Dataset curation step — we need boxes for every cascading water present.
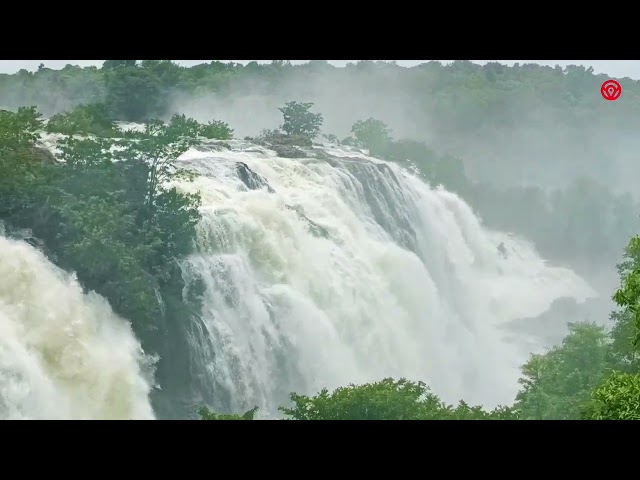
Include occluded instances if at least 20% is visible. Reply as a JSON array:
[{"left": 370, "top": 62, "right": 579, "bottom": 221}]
[
  {"left": 169, "top": 140, "right": 597, "bottom": 417},
  {"left": 0, "top": 133, "right": 599, "bottom": 419},
  {"left": 0, "top": 234, "right": 155, "bottom": 420}
]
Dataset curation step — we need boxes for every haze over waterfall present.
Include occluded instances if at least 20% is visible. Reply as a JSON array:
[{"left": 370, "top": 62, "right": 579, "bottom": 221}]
[
  {"left": 162, "top": 140, "right": 596, "bottom": 416},
  {"left": 0, "top": 134, "right": 598, "bottom": 418},
  {"left": 3, "top": 60, "right": 638, "bottom": 420}
]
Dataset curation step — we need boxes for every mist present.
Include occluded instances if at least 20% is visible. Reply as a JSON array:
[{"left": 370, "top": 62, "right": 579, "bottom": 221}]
[
  {"left": 2, "top": 60, "right": 639, "bottom": 419},
  {"left": 168, "top": 62, "right": 640, "bottom": 195},
  {"left": 168, "top": 65, "right": 432, "bottom": 141},
  {"left": 164, "top": 62, "right": 638, "bottom": 308}
]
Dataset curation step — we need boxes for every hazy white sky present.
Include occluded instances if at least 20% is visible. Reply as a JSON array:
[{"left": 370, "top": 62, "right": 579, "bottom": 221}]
[{"left": 1, "top": 60, "right": 639, "bottom": 79}]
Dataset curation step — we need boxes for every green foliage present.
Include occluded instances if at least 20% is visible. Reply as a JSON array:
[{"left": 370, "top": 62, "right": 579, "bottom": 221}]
[
  {"left": 138, "top": 61, "right": 182, "bottom": 87},
  {"left": 345, "top": 119, "right": 471, "bottom": 195},
  {"left": 3, "top": 63, "right": 640, "bottom": 420},
  {"left": 521, "top": 233, "right": 640, "bottom": 421},
  {"left": 350, "top": 118, "right": 393, "bottom": 155},
  {"left": 457, "top": 177, "right": 639, "bottom": 271},
  {"left": 608, "top": 236, "right": 640, "bottom": 372},
  {"left": 609, "top": 310, "right": 640, "bottom": 373},
  {"left": 513, "top": 323, "right": 614, "bottom": 420},
  {"left": 0, "top": 107, "right": 47, "bottom": 223},
  {"left": 0, "top": 106, "right": 202, "bottom": 344},
  {"left": 166, "top": 113, "right": 234, "bottom": 140},
  {"left": 0, "top": 106, "right": 43, "bottom": 150},
  {"left": 278, "top": 101, "right": 323, "bottom": 139},
  {"left": 102, "top": 60, "right": 138, "bottom": 69},
  {"left": 342, "top": 116, "right": 635, "bottom": 275},
  {"left": 199, "top": 406, "right": 258, "bottom": 420},
  {"left": 582, "top": 372, "right": 640, "bottom": 420},
  {"left": 613, "top": 236, "right": 640, "bottom": 347},
  {"left": 200, "top": 119, "right": 234, "bottom": 140},
  {"left": 2, "top": 60, "right": 639, "bottom": 166},
  {"left": 46, "top": 103, "right": 118, "bottom": 137},
  {"left": 104, "top": 65, "right": 166, "bottom": 122},
  {"left": 165, "top": 114, "right": 202, "bottom": 138},
  {"left": 279, "top": 378, "right": 515, "bottom": 420},
  {"left": 346, "top": 113, "right": 637, "bottom": 273}
]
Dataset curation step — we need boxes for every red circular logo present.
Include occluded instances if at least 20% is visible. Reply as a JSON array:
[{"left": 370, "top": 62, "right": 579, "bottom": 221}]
[{"left": 601, "top": 80, "right": 622, "bottom": 101}]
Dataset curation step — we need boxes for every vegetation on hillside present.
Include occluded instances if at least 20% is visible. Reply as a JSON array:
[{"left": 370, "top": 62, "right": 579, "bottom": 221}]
[
  {"left": 1, "top": 61, "right": 639, "bottom": 420},
  {"left": 4, "top": 61, "right": 637, "bottom": 267},
  {"left": 336, "top": 115, "right": 640, "bottom": 272},
  {"left": 0, "top": 104, "right": 233, "bottom": 416},
  {"left": 3, "top": 61, "right": 637, "bottom": 188},
  {"left": 195, "top": 113, "right": 640, "bottom": 420},
  {"left": 4, "top": 60, "right": 640, "bottom": 128},
  {"left": 278, "top": 101, "right": 323, "bottom": 138}
]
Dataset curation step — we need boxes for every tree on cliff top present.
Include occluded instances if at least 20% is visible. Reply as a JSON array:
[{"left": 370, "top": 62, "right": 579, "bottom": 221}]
[{"left": 278, "top": 101, "right": 323, "bottom": 139}]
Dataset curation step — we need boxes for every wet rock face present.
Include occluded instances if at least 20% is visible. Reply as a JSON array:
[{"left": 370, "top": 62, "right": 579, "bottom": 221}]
[
  {"left": 271, "top": 144, "right": 306, "bottom": 158},
  {"left": 285, "top": 204, "right": 330, "bottom": 239},
  {"left": 236, "top": 162, "right": 275, "bottom": 193},
  {"left": 233, "top": 162, "right": 329, "bottom": 239},
  {"left": 260, "top": 131, "right": 312, "bottom": 148},
  {"left": 252, "top": 131, "right": 312, "bottom": 158}
]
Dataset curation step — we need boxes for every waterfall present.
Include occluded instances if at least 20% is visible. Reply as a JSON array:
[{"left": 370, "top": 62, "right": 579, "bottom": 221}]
[
  {"left": 0, "top": 235, "right": 155, "bottom": 420},
  {"left": 166, "top": 141, "right": 596, "bottom": 416}
]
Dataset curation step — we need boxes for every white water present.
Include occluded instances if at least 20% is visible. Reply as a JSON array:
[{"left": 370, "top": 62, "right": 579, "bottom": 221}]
[
  {"left": 0, "top": 235, "right": 155, "bottom": 420},
  {"left": 0, "top": 132, "right": 599, "bottom": 419},
  {"left": 173, "top": 141, "right": 597, "bottom": 415}
]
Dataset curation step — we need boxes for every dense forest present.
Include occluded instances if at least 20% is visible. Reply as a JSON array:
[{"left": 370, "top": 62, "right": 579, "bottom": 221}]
[
  {"left": 3, "top": 60, "right": 637, "bottom": 275},
  {"left": 1, "top": 60, "right": 639, "bottom": 420}
]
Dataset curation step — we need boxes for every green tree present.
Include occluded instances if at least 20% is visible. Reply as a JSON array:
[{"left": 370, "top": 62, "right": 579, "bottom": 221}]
[
  {"left": 200, "top": 119, "right": 234, "bottom": 140},
  {"left": 278, "top": 101, "right": 323, "bottom": 138},
  {"left": 613, "top": 235, "right": 640, "bottom": 347},
  {"left": 603, "top": 234, "right": 640, "bottom": 374},
  {"left": 102, "top": 60, "right": 138, "bottom": 69},
  {"left": 579, "top": 234, "right": 640, "bottom": 420},
  {"left": 0, "top": 108, "right": 204, "bottom": 350},
  {"left": 0, "top": 106, "right": 48, "bottom": 224},
  {"left": 199, "top": 406, "right": 258, "bottom": 420},
  {"left": 104, "top": 65, "right": 165, "bottom": 121},
  {"left": 582, "top": 371, "right": 640, "bottom": 420},
  {"left": 46, "top": 126, "right": 202, "bottom": 329},
  {"left": 46, "top": 103, "right": 117, "bottom": 137},
  {"left": 0, "top": 106, "right": 43, "bottom": 150},
  {"left": 166, "top": 113, "right": 234, "bottom": 140},
  {"left": 609, "top": 309, "right": 640, "bottom": 373},
  {"left": 127, "top": 118, "right": 200, "bottom": 211},
  {"left": 279, "top": 378, "right": 515, "bottom": 420},
  {"left": 513, "top": 322, "right": 614, "bottom": 420},
  {"left": 351, "top": 117, "right": 393, "bottom": 155}
]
